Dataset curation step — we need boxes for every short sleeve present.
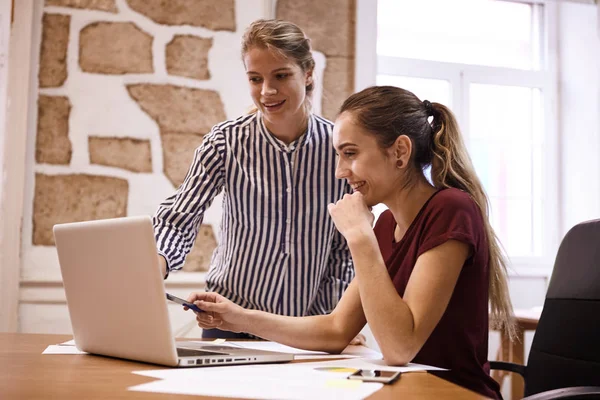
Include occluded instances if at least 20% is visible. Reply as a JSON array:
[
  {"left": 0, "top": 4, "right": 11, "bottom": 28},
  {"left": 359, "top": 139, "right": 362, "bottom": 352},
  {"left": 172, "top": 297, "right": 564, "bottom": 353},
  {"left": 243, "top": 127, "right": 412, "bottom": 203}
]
[{"left": 417, "top": 189, "right": 483, "bottom": 258}]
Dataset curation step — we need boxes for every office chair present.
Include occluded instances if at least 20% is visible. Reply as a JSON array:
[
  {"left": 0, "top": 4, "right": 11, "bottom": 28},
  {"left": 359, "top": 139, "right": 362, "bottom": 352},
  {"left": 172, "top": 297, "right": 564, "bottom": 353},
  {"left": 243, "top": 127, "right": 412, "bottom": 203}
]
[{"left": 490, "top": 219, "right": 600, "bottom": 399}]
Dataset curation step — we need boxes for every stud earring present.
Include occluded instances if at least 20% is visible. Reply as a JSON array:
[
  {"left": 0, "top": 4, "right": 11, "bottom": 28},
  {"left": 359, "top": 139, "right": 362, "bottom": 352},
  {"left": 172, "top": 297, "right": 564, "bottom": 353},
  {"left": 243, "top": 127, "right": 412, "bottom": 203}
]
[{"left": 396, "top": 160, "right": 403, "bottom": 168}]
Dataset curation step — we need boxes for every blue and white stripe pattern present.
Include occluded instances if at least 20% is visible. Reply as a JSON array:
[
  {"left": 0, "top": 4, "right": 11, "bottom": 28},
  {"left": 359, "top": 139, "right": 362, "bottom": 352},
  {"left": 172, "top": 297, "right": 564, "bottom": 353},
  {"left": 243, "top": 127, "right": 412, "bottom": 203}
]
[{"left": 154, "top": 112, "right": 354, "bottom": 317}]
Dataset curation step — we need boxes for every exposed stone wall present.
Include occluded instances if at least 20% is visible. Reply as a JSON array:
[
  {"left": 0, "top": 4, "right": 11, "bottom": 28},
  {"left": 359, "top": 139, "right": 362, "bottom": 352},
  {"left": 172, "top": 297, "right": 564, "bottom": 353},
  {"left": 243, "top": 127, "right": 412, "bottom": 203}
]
[
  {"left": 28, "top": 1, "right": 356, "bottom": 276},
  {"left": 88, "top": 137, "right": 152, "bottom": 173},
  {"left": 79, "top": 22, "right": 154, "bottom": 75},
  {"left": 33, "top": 174, "right": 128, "bottom": 246},
  {"left": 39, "top": 13, "right": 70, "bottom": 88},
  {"left": 36, "top": 95, "right": 72, "bottom": 164},
  {"left": 277, "top": 0, "right": 356, "bottom": 120},
  {"left": 166, "top": 35, "right": 212, "bottom": 80},
  {"left": 125, "top": 0, "right": 236, "bottom": 31},
  {"left": 45, "top": 0, "right": 118, "bottom": 13}
]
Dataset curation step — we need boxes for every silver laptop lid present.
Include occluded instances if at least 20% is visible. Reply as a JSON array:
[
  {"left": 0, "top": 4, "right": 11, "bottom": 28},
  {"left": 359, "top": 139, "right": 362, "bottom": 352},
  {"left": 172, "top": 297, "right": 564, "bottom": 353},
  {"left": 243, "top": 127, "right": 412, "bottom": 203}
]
[{"left": 54, "top": 216, "right": 180, "bottom": 366}]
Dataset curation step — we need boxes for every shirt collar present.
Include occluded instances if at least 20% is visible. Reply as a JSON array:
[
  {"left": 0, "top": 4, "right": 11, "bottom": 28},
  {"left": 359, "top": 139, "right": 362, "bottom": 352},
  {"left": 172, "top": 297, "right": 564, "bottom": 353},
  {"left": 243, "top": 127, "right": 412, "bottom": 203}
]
[{"left": 256, "top": 112, "right": 313, "bottom": 153}]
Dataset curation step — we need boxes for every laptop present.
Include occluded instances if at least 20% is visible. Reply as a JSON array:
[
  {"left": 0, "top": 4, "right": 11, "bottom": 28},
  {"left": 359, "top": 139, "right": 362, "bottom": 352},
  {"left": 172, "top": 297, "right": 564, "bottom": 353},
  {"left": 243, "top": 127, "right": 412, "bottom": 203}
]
[{"left": 53, "top": 215, "right": 293, "bottom": 367}]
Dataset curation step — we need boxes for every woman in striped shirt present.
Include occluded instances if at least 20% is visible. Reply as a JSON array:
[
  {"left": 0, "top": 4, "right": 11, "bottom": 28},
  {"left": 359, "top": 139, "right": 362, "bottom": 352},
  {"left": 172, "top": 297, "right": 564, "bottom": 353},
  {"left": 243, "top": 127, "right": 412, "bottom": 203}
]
[{"left": 153, "top": 19, "right": 354, "bottom": 339}]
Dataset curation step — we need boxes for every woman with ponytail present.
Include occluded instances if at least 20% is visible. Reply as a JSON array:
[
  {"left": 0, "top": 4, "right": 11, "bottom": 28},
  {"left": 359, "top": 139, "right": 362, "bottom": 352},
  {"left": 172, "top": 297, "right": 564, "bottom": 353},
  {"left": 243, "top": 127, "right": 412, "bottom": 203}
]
[{"left": 187, "top": 86, "right": 514, "bottom": 399}]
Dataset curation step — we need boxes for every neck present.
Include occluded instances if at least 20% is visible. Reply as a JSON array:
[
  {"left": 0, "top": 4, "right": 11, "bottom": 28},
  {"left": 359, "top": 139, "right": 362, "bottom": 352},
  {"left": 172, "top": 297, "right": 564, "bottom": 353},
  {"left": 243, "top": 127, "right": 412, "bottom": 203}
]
[
  {"left": 263, "top": 111, "right": 309, "bottom": 145},
  {"left": 386, "top": 177, "right": 437, "bottom": 240}
]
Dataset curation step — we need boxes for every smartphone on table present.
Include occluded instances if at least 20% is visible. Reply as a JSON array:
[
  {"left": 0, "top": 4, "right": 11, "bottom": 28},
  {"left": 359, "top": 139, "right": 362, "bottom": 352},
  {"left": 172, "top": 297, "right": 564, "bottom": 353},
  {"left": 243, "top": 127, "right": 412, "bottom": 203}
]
[
  {"left": 347, "top": 369, "right": 401, "bottom": 384},
  {"left": 166, "top": 293, "right": 204, "bottom": 313}
]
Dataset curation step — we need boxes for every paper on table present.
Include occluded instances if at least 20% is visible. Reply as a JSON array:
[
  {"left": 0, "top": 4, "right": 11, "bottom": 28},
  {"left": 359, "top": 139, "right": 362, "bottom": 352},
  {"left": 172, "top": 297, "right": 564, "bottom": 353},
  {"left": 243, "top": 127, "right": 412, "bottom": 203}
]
[
  {"left": 295, "top": 357, "right": 447, "bottom": 372},
  {"left": 339, "top": 345, "right": 383, "bottom": 359},
  {"left": 42, "top": 338, "right": 86, "bottom": 354},
  {"left": 42, "top": 344, "right": 87, "bottom": 355},
  {"left": 132, "top": 355, "right": 441, "bottom": 384},
  {"left": 130, "top": 363, "right": 383, "bottom": 400},
  {"left": 220, "top": 341, "right": 383, "bottom": 360}
]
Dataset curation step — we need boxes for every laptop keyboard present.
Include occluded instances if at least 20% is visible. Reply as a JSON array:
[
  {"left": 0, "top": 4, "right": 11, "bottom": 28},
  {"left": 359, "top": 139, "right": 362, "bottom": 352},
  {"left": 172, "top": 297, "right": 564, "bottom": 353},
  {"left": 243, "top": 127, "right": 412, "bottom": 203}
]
[{"left": 177, "top": 348, "right": 228, "bottom": 357}]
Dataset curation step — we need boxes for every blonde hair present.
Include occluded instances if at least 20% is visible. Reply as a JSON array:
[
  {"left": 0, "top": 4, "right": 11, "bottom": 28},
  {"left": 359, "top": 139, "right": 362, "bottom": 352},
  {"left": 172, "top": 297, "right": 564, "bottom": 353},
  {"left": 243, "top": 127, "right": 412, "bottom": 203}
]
[
  {"left": 340, "top": 86, "right": 517, "bottom": 340},
  {"left": 241, "top": 19, "right": 315, "bottom": 110}
]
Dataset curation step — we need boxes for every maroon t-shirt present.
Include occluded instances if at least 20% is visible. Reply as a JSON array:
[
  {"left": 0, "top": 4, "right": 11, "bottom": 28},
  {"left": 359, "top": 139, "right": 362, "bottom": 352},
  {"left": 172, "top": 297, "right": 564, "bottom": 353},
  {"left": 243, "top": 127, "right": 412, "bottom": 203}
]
[{"left": 373, "top": 188, "right": 501, "bottom": 399}]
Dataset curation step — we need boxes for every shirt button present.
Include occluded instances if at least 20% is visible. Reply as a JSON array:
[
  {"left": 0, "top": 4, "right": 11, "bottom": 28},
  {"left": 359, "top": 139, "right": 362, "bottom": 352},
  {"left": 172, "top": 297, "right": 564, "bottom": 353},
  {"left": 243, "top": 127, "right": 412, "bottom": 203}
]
[
  {"left": 286, "top": 188, "right": 291, "bottom": 193},
  {"left": 286, "top": 219, "right": 291, "bottom": 224}
]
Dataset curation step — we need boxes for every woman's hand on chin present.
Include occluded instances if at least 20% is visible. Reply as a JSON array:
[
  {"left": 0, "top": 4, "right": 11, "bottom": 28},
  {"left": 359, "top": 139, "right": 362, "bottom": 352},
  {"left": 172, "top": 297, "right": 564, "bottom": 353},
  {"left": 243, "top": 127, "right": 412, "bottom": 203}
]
[{"left": 328, "top": 192, "right": 374, "bottom": 243}]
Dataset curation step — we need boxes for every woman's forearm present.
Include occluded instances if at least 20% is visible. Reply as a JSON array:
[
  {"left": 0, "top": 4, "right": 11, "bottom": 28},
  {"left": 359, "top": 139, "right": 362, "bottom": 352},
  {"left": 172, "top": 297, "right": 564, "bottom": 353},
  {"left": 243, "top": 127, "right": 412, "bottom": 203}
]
[
  {"left": 347, "top": 235, "right": 418, "bottom": 364},
  {"left": 241, "top": 310, "right": 350, "bottom": 353}
]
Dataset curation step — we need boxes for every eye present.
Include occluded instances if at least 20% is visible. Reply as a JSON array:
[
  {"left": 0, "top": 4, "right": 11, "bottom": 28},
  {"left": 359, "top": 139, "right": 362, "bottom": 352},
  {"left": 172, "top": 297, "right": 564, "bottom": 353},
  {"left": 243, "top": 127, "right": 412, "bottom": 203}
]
[
  {"left": 343, "top": 151, "right": 356, "bottom": 158},
  {"left": 249, "top": 76, "right": 262, "bottom": 83},
  {"left": 275, "top": 73, "right": 289, "bottom": 80}
]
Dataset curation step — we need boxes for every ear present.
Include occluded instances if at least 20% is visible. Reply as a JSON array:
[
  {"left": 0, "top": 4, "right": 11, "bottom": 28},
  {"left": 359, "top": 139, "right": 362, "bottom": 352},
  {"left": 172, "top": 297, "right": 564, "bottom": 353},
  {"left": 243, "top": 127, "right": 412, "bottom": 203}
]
[
  {"left": 305, "top": 69, "right": 313, "bottom": 86},
  {"left": 393, "top": 135, "right": 412, "bottom": 169}
]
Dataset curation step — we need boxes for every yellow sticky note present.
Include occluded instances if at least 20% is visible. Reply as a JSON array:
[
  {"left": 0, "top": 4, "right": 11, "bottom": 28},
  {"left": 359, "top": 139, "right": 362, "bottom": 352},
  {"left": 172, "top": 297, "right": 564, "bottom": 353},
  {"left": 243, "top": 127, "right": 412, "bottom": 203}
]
[
  {"left": 325, "top": 379, "right": 362, "bottom": 389},
  {"left": 212, "top": 338, "right": 226, "bottom": 344}
]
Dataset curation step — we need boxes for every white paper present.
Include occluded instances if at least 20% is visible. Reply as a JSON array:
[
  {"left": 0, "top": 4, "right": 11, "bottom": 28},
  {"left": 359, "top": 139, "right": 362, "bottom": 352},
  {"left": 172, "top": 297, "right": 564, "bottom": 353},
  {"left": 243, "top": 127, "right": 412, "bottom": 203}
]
[
  {"left": 42, "top": 344, "right": 87, "bottom": 355},
  {"left": 220, "top": 341, "right": 383, "bottom": 360},
  {"left": 130, "top": 363, "right": 383, "bottom": 400},
  {"left": 295, "top": 357, "right": 447, "bottom": 372},
  {"left": 132, "top": 356, "right": 443, "bottom": 383}
]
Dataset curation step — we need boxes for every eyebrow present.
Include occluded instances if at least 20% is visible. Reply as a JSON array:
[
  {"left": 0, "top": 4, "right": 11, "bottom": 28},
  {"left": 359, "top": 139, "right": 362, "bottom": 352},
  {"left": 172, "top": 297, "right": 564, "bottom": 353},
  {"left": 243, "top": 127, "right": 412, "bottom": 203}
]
[
  {"left": 246, "top": 67, "right": 293, "bottom": 75},
  {"left": 336, "top": 142, "right": 357, "bottom": 150}
]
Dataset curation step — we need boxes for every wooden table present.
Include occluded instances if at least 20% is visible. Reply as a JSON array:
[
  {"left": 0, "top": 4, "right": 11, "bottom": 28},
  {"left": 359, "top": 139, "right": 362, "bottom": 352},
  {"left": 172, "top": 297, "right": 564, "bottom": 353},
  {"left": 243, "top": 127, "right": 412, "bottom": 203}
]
[
  {"left": 492, "top": 307, "right": 542, "bottom": 400},
  {"left": 0, "top": 333, "right": 489, "bottom": 399}
]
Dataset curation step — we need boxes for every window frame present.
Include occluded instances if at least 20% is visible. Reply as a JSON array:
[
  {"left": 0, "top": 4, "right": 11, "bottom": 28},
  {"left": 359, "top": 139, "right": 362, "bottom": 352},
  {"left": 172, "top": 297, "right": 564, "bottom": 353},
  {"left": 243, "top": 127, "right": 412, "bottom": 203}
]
[{"left": 355, "top": 0, "right": 560, "bottom": 274}]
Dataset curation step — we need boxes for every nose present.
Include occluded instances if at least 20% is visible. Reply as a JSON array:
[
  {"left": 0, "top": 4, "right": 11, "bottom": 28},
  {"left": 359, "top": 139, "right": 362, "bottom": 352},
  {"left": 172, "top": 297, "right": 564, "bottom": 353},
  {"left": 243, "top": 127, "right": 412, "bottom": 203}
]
[
  {"left": 261, "top": 80, "right": 277, "bottom": 96},
  {"left": 335, "top": 156, "right": 350, "bottom": 180}
]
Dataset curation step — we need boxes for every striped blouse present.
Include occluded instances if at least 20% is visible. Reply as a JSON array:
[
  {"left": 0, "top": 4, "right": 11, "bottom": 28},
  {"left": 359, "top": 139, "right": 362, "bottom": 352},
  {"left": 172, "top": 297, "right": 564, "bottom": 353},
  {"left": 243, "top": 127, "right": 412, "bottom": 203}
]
[{"left": 153, "top": 112, "right": 354, "bottom": 317}]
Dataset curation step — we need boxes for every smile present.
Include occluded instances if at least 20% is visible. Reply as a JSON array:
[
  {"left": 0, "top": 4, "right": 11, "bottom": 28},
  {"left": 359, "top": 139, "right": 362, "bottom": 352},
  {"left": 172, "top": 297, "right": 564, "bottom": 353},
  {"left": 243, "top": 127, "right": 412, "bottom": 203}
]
[
  {"left": 262, "top": 100, "right": 285, "bottom": 109},
  {"left": 350, "top": 181, "right": 366, "bottom": 191}
]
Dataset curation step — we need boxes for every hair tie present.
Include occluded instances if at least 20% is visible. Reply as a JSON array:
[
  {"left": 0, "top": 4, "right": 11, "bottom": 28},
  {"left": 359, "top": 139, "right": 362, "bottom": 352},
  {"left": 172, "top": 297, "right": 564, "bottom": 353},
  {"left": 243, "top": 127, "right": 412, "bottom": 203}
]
[{"left": 423, "top": 100, "right": 434, "bottom": 117}]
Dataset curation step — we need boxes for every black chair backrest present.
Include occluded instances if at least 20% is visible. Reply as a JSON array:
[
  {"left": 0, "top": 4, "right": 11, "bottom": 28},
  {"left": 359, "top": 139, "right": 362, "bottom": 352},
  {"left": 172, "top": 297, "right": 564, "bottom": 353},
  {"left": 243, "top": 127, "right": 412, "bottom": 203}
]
[{"left": 525, "top": 219, "right": 600, "bottom": 396}]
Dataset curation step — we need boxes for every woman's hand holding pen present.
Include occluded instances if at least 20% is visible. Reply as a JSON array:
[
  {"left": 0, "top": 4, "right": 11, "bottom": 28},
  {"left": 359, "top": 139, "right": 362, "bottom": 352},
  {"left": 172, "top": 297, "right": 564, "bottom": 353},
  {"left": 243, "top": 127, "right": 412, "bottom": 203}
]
[{"left": 186, "top": 292, "right": 249, "bottom": 333}]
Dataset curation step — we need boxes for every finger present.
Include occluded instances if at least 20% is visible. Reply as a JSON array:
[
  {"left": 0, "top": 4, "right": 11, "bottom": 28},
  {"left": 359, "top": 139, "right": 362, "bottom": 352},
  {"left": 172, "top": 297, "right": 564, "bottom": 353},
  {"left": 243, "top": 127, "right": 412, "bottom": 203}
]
[
  {"left": 352, "top": 191, "right": 365, "bottom": 202},
  {"left": 327, "top": 203, "right": 335, "bottom": 214},
  {"left": 196, "top": 313, "right": 221, "bottom": 325},
  {"left": 194, "top": 300, "right": 228, "bottom": 314},
  {"left": 186, "top": 292, "right": 207, "bottom": 303},
  {"left": 187, "top": 291, "right": 222, "bottom": 304},
  {"left": 349, "top": 333, "right": 367, "bottom": 346},
  {"left": 196, "top": 320, "right": 222, "bottom": 330},
  {"left": 196, "top": 315, "right": 223, "bottom": 330}
]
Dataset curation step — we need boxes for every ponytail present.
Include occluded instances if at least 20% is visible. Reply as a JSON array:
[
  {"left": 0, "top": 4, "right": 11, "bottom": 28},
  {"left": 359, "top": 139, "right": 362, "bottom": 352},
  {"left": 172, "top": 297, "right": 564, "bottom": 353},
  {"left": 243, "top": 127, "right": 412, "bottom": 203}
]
[{"left": 429, "top": 103, "right": 517, "bottom": 340}]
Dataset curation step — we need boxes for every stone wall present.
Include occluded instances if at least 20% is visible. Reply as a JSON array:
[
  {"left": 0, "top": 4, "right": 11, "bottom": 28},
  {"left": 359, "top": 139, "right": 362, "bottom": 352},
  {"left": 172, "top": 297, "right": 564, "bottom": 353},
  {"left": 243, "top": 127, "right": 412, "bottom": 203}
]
[
  {"left": 25, "top": 0, "right": 355, "bottom": 278},
  {"left": 277, "top": 0, "right": 356, "bottom": 119}
]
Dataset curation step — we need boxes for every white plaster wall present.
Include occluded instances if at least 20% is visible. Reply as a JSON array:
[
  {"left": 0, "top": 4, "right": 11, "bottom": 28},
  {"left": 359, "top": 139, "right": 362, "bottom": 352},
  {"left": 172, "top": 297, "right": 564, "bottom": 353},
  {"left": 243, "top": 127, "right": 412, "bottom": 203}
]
[
  {"left": 558, "top": 2, "right": 600, "bottom": 235},
  {"left": 0, "top": 0, "right": 10, "bottom": 198}
]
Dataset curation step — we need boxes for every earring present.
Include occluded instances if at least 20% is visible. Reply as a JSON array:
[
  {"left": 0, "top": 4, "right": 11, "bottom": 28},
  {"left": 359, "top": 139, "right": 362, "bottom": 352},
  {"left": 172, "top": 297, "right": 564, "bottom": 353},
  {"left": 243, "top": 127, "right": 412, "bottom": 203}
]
[{"left": 396, "top": 160, "right": 403, "bottom": 169}]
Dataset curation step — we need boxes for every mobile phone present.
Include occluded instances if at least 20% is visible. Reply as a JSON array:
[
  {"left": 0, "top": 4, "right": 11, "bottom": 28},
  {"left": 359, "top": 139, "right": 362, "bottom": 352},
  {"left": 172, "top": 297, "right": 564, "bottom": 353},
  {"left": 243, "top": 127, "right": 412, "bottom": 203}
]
[
  {"left": 165, "top": 293, "right": 204, "bottom": 313},
  {"left": 347, "top": 369, "right": 401, "bottom": 384}
]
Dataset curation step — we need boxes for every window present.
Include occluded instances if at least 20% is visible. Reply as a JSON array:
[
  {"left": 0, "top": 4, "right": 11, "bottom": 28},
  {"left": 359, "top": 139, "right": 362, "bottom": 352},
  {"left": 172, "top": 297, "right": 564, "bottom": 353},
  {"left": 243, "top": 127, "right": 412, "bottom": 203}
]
[{"left": 357, "top": 0, "right": 558, "bottom": 268}]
